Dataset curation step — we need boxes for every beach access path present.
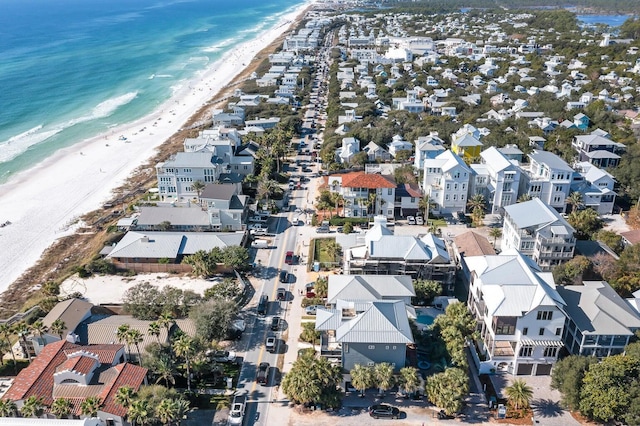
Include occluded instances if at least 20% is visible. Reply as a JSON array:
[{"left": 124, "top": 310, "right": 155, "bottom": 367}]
[{"left": 0, "top": 1, "right": 312, "bottom": 296}]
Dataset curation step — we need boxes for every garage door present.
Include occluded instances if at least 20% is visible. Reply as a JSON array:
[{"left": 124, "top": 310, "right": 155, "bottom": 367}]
[
  {"left": 535, "top": 364, "right": 552, "bottom": 376},
  {"left": 516, "top": 363, "right": 533, "bottom": 375}
]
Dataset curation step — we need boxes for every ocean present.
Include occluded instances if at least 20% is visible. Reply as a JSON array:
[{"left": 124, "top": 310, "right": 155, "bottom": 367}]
[{"left": 0, "top": 0, "right": 301, "bottom": 183}]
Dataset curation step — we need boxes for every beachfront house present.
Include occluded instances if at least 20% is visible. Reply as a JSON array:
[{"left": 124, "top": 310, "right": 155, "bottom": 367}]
[
  {"left": 156, "top": 152, "right": 226, "bottom": 202},
  {"left": 199, "top": 183, "right": 249, "bottom": 231},
  {"left": 466, "top": 251, "right": 567, "bottom": 376}
]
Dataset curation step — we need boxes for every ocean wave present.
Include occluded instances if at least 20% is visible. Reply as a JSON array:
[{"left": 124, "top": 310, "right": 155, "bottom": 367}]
[
  {"left": 155, "top": 74, "right": 173, "bottom": 78},
  {"left": 0, "top": 92, "right": 138, "bottom": 163}
]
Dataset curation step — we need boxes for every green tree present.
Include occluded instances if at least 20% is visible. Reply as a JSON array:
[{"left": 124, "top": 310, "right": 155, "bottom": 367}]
[
  {"left": 50, "top": 398, "right": 73, "bottom": 419},
  {"left": 155, "top": 398, "right": 178, "bottom": 425},
  {"left": 115, "top": 386, "right": 135, "bottom": 413},
  {"left": 399, "top": 366, "right": 421, "bottom": 397},
  {"left": 221, "top": 246, "right": 250, "bottom": 271},
  {"left": 173, "top": 335, "right": 195, "bottom": 392},
  {"left": 350, "top": 364, "right": 374, "bottom": 397},
  {"left": 579, "top": 354, "right": 640, "bottom": 423},
  {"left": 418, "top": 196, "right": 432, "bottom": 218},
  {"left": 552, "top": 255, "right": 592, "bottom": 285},
  {"left": 158, "top": 312, "right": 175, "bottom": 335},
  {"left": 426, "top": 367, "right": 469, "bottom": 415},
  {"left": 593, "top": 230, "right": 624, "bottom": 255},
  {"left": 203, "top": 277, "right": 242, "bottom": 301},
  {"left": 183, "top": 250, "right": 217, "bottom": 278},
  {"left": 342, "top": 222, "right": 353, "bottom": 234},
  {"left": 314, "top": 277, "right": 328, "bottom": 298},
  {"left": 323, "top": 240, "right": 342, "bottom": 263},
  {"left": 128, "top": 400, "right": 151, "bottom": 426},
  {"left": 20, "top": 396, "right": 44, "bottom": 418},
  {"left": 374, "top": 362, "right": 395, "bottom": 396},
  {"left": 517, "top": 193, "right": 532, "bottom": 203},
  {"left": 50, "top": 319, "right": 66, "bottom": 340},
  {"left": 0, "top": 323, "right": 18, "bottom": 373},
  {"left": 192, "top": 180, "right": 205, "bottom": 200},
  {"left": 15, "top": 323, "right": 33, "bottom": 364},
  {"left": 123, "top": 283, "right": 163, "bottom": 320},
  {"left": 488, "top": 227, "right": 502, "bottom": 246},
  {"left": 467, "top": 194, "right": 485, "bottom": 214},
  {"left": 127, "top": 329, "right": 144, "bottom": 366},
  {"left": 0, "top": 399, "right": 17, "bottom": 417},
  {"left": 148, "top": 322, "right": 161, "bottom": 343},
  {"left": 551, "top": 355, "right": 598, "bottom": 411},
  {"left": 282, "top": 351, "right": 343, "bottom": 408},
  {"left": 505, "top": 379, "right": 533, "bottom": 410},
  {"left": 413, "top": 279, "right": 442, "bottom": 306},
  {"left": 300, "top": 322, "right": 320, "bottom": 345},
  {"left": 80, "top": 396, "right": 103, "bottom": 418},
  {"left": 117, "top": 324, "right": 132, "bottom": 361},
  {"left": 433, "top": 302, "right": 476, "bottom": 368},
  {"left": 566, "top": 191, "right": 584, "bottom": 213},
  {"left": 154, "top": 356, "right": 176, "bottom": 387},
  {"left": 568, "top": 208, "right": 603, "bottom": 240},
  {"left": 189, "top": 298, "right": 238, "bottom": 342}
]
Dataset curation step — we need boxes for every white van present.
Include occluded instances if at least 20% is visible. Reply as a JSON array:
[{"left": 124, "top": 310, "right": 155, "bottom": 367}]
[{"left": 251, "top": 239, "right": 269, "bottom": 249}]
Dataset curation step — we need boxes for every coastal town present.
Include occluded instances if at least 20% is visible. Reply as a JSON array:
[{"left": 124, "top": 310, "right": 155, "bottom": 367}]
[{"left": 3, "top": 2, "right": 640, "bottom": 426}]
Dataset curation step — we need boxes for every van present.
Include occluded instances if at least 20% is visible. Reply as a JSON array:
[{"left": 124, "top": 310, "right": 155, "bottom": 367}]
[
  {"left": 257, "top": 294, "right": 268, "bottom": 315},
  {"left": 251, "top": 239, "right": 269, "bottom": 249}
]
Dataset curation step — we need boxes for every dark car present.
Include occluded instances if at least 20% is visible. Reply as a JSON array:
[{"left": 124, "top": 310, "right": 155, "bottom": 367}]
[
  {"left": 368, "top": 404, "right": 400, "bottom": 419},
  {"left": 257, "top": 294, "right": 268, "bottom": 315},
  {"left": 276, "top": 288, "right": 286, "bottom": 301},
  {"left": 271, "top": 316, "right": 281, "bottom": 331},
  {"left": 285, "top": 251, "right": 294, "bottom": 265},
  {"left": 256, "top": 362, "right": 269, "bottom": 384},
  {"left": 279, "top": 270, "right": 289, "bottom": 283}
]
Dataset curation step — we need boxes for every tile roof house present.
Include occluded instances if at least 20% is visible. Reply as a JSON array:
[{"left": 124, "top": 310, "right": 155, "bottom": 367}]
[
  {"left": 316, "top": 300, "right": 414, "bottom": 371},
  {"left": 344, "top": 217, "right": 456, "bottom": 292},
  {"left": 466, "top": 251, "right": 567, "bottom": 376},
  {"left": 327, "top": 172, "right": 396, "bottom": 218},
  {"left": 502, "top": 198, "right": 576, "bottom": 271},
  {"left": 3, "top": 340, "right": 146, "bottom": 426},
  {"left": 558, "top": 281, "right": 640, "bottom": 358}
]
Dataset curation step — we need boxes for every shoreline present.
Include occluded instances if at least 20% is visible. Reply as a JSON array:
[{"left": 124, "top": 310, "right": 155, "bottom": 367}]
[{"left": 0, "top": 2, "right": 312, "bottom": 300}]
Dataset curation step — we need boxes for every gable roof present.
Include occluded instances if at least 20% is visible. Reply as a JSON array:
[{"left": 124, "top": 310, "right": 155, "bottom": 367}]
[
  {"left": 481, "top": 146, "right": 513, "bottom": 173},
  {"left": 425, "top": 150, "right": 472, "bottom": 174},
  {"left": 340, "top": 171, "right": 396, "bottom": 189},
  {"left": 503, "top": 198, "right": 569, "bottom": 231},
  {"left": 454, "top": 231, "right": 496, "bottom": 257},
  {"left": 336, "top": 301, "right": 414, "bottom": 344},
  {"left": 557, "top": 281, "right": 640, "bottom": 336},
  {"left": 42, "top": 299, "right": 93, "bottom": 339},
  {"left": 327, "top": 275, "right": 415, "bottom": 304},
  {"left": 200, "top": 183, "right": 238, "bottom": 200}
]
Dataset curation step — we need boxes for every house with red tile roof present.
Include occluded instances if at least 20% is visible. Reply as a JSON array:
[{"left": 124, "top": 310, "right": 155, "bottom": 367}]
[
  {"left": 3, "top": 340, "right": 147, "bottom": 426},
  {"left": 326, "top": 171, "right": 396, "bottom": 218}
]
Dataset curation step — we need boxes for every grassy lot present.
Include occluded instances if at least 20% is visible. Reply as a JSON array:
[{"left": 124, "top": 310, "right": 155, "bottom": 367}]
[
  {"left": 426, "top": 218, "right": 447, "bottom": 227},
  {"left": 313, "top": 238, "right": 339, "bottom": 264}
]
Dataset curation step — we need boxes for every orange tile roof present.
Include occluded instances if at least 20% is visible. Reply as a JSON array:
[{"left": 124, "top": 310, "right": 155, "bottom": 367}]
[
  {"left": 340, "top": 172, "right": 396, "bottom": 189},
  {"left": 3, "top": 340, "right": 146, "bottom": 418},
  {"left": 56, "top": 355, "right": 97, "bottom": 376}
]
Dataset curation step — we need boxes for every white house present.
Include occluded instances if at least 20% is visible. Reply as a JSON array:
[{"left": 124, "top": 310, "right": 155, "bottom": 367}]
[
  {"left": 470, "top": 147, "right": 522, "bottom": 215},
  {"left": 466, "top": 250, "right": 567, "bottom": 376},
  {"left": 570, "top": 162, "right": 617, "bottom": 215},
  {"left": 336, "top": 137, "right": 361, "bottom": 164},
  {"left": 388, "top": 135, "right": 413, "bottom": 158},
  {"left": 413, "top": 133, "right": 446, "bottom": 170},
  {"left": 156, "top": 152, "right": 225, "bottom": 201},
  {"left": 423, "top": 150, "right": 472, "bottom": 215},
  {"left": 519, "top": 150, "right": 573, "bottom": 213},
  {"left": 502, "top": 198, "right": 576, "bottom": 271}
]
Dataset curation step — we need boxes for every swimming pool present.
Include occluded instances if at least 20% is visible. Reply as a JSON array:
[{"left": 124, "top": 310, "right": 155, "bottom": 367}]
[{"left": 416, "top": 313, "right": 435, "bottom": 326}]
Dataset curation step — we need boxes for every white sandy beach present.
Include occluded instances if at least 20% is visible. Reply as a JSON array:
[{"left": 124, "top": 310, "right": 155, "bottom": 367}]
[{"left": 0, "top": 3, "right": 310, "bottom": 294}]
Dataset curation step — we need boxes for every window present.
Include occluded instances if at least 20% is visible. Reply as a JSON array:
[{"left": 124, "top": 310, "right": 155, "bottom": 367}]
[
  {"left": 388, "top": 189, "right": 393, "bottom": 195},
  {"left": 543, "top": 347, "right": 558, "bottom": 357},
  {"left": 386, "top": 345, "right": 390, "bottom": 350},
  {"left": 522, "top": 327, "right": 528, "bottom": 336},
  {"left": 555, "top": 328, "right": 561, "bottom": 336},
  {"left": 503, "top": 182, "right": 512, "bottom": 191},
  {"left": 106, "top": 420, "right": 115, "bottom": 426},
  {"left": 368, "top": 345, "right": 375, "bottom": 350},
  {"left": 367, "top": 361, "right": 375, "bottom": 366},
  {"left": 519, "top": 346, "right": 533, "bottom": 357},
  {"left": 410, "top": 197, "right": 415, "bottom": 203},
  {"left": 446, "top": 183, "right": 451, "bottom": 190},
  {"left": 537, "top": 311, "right": 553, "bottom": 320},
  {"left": 539, "top": 328, "right": 545, "bottom": 336},
  {"left": 454, "top": 183, "right": 458, "bottom": 190},
  {"left": 392, "top": 345, "right": 397, "bottom": 350}
]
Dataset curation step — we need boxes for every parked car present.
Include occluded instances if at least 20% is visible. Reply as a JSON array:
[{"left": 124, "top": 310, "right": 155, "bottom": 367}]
[
  {"left": 276, "top": 288, "right": 286, "bottom": 301},
  {"left": 336, "top": 226, "right": 343, "bottom": 233},
  {"left": 407, "top": 216, "right": 416, "bottom": 225},
  {"left": 265, "top": 335, "right": 276, "bottom": 352},
  {"left": 228, "top": 397, "right": 245, "bottom": 425},
  {"left": 208, "top": 350, "right": 236, "bottom": 363},
  {"left": 305, "top": 305, "right": 324, "bottom": 315},
  {"left": 279, "top": 270, "right": 289, "bottom": 283},
  {"left": 256, "top": 362, "right": 269, "bottom": 384},
  {"left": 271, "top": 316, "right": 281, "bottom": 331},
  {"left": 368, "top": 404, "right": 400, "bottom": 419},
  {"left": 285, "top": 251, "right": 294, "bottom": 265},
  {"left": 257, "top": 294, "right": 268, "bottom": 315},
  {"left": 416, "top": 215, "right": 424, "bottom": 225},
  {"left": 316, "top": 226, "right": 330, "bottom": 233}
]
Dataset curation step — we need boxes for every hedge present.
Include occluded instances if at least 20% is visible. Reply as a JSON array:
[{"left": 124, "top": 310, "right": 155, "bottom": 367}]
[{"left": 328, "top": 217, "right": 370, "bottom": 226}]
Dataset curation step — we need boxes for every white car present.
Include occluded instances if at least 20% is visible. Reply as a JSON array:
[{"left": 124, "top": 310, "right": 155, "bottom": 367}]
[
  {"left": 407, "top": 216, "right": 416, "bottom": 225},
  {"left": 416, "top": 215, "right": 424, "bottom": 225},
  {"left": 228, "top": 401, "right": 245, "bottom": 425}
]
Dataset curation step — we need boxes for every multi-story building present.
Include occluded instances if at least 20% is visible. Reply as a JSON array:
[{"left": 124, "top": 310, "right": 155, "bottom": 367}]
[
  {"left": 471, "top": 147, "right": 522, "bottom": 215},
  {"left": 422, "top": 150, "right": 472, "bottom": 215},
  {"left": 466, "top": 251, "right": 567, "bottom": 376},
  {"left": 502, "top": 198, "right": 576, "bottom": 271},
  {"left": 327, "top": 171, "right": 396, "bottom": 218},
  {"left": 570, "top": 162, "right": 617, "bottom": 215},
  {"left": 156, "top": 152, "right": 225, "bottom": 201},
  {"left": 519, "top": 150, "right": 573, "bottom": 213},
  {"left": 413, "top": 133, "right": 446, "bottom": 170},
  {"left": 572, "top": 130, "right": 626, "bottom": 169}
]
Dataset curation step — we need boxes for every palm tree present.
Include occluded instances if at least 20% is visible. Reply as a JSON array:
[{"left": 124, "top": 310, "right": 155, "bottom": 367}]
[
  {"left": 171, "top": 399, "right": 190, "bottom": 426},
  {"left": 566, "top": 191, "right": 584, "bottom": 213},
  {"left": 114, "top": 386, "right": 135, "bottom": 412},
  {"left": 0, "top": 399, "right": 17, "bottom": 417},
  {"left": 418, "top": 195, "right": 432, "bottom": 218},
  {"left": 158, "top": 313, "right": 174, "bottom": 339},
  {"left": 332, "top": 193, "right": 345, "bottom": 217},
  {"left": 116, "top": 324, "right": 132, "bottom": 361},
  {"left": 399, "top": 367, "right": 420, "bottom": 397},
  {"left": 126, "top": 329, "right": 144, "bottom": 365},
  {"left": 467, "top": 194, "right": 485, "bottom": 214},
  {"left": 350, "top": 364, "right": 373, "bottom": 397},
  {"left": 80, "top": 396, "right": 102, "bottom": 418},
  {"left": 505, "top": 379, "right": 533, "bottom": 410},
  {"left": 488, "top": 227, "right": 503, "bottom": 246},
  {"left": 0, "top": 323, "right": 17, "bottom": 373},
  {"left": 20, "top": 396, "right": 44, "bottom": 418},
  {"left": 173, "top": 335, "right": 194, "bottom": 392},
  {"left": 31, "top": 320, "right": 47, "bottom": 338},
  {"left": 156, "top": 398, "right": 178, "bottom": 425},
  {"left": 0, "top": 339, "right": 9, "bottom": 366},
  {"left": 50, "top": 398, "right": 73, "bottom": 419},
  {"left": 367, "top": 192, "right": 377, "bottom": 216},
  {"left": 517, "top": 193, "right": 532, "bottom": 203},
  {"left": 148, "top": 321, "right": 161, "bottom": 344},
  {"left": 50, "top": 319, "right": 66, "bottom": 340},
  {"left": 428, "top": 222, "right": 440, "bottom": 236},
  {"left": 155, "top": 356, "right": 176, "bottom": 387},
  {"left": 14, "top": 323, "right": 33, "bottom": 364},
  {"left": 128, "top": 400, "right": 151, "bottom": 426},
  {"left": 192, "top": 180, "right": 205, "bottom": 201},
  {"left": 374, "top": 362, "right": 395, "bottom": 396},
  {"left": 324, "top": 240, "right": 342, "bottom": 264}
]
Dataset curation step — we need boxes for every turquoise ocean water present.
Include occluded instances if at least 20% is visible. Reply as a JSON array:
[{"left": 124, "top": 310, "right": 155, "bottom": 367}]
[{"left": 0, "top": 0, "right": 301, "bottom": 183}]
